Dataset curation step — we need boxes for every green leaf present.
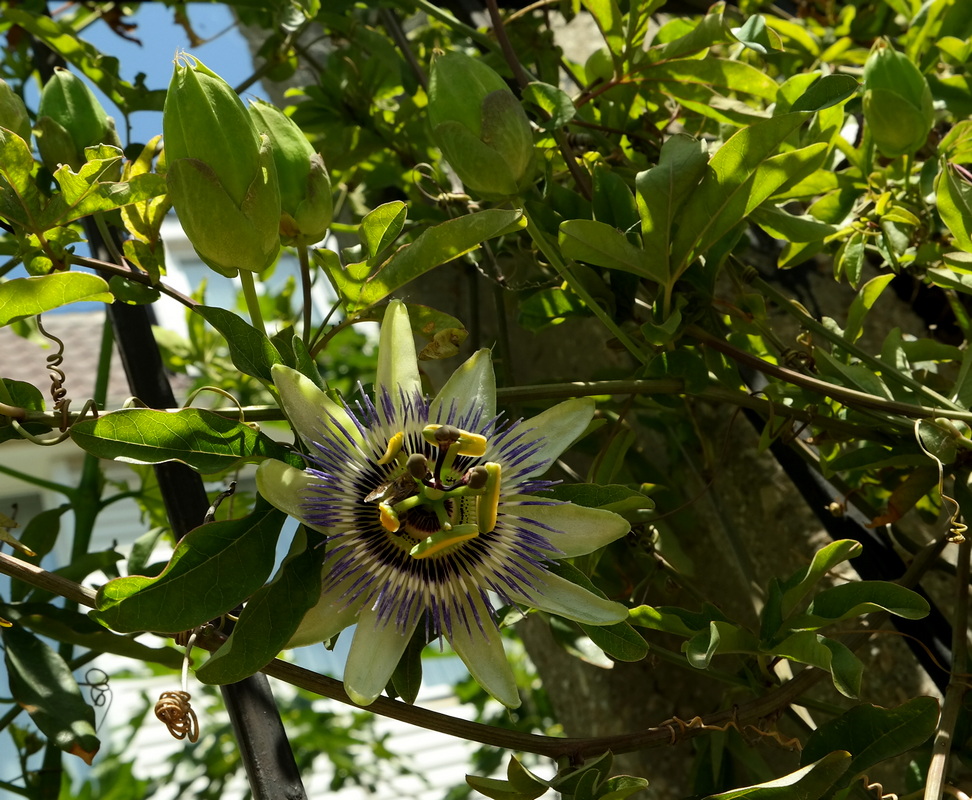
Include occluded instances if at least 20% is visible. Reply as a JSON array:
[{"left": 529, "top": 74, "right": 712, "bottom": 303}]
[
  {"left": 0, "top": 128, "right": 45, "bottom": 229},
  {"left": 751, "top": 206, "right": 837, "bottom": 243},
  {"left": 635, "top": 133, "right": 708, "bottom": 281},
  {"left": 649, "top": 58, "right": 779, "bottom": 101},
  {"left": 538, "top": 483, "right": 654, "bottom": 515},
  {"left": 195, "top": 305, "right": 283, "bottom": 382},
  {"left": 845, "top": 273, "right": 896, "bottom": 343},
  {"left": 651, "top": 9, "right": 734, "bottom": 62},
  {"left": 703, "top": 751, "right": 851, "bottom": 799},
  {"left": 629, "top": 603, "right": 731, "bottom": 637},
  {"left": 598, "top": 774, "right": 650, "bottom": 800},
  {"left": 523, "top": 82, "right": 576, "bottom": 129},
  {"left": 327, "top": 209, "right": 525, "bottom": 311},
  {"left": 593, "top": 167, "right": 639, "bottom": 234},
  {"left": 790, "top": 74, "right": 860, "bottom": 112},
  {"left": 465, "top": 775, "right": 538, "bottom": 800},
  {"left": 801, "top": 696, "right": 939, "bottom": 790},
  {"left": 41, "top": 156, "right": 168, "bottom": 228},
  {"left": 8, "top": 506, "right": 68, "bottom": 600},
  {"left": 507, "top": 755, "right": 551, "bottom": 796},
  {"left": 552, "top": 752, "right": 613, "bottom": 794},
  {"left": 730, "top": 15, "right": 780, "bottom": 55},
  {"left": 670, "top": 112, "right": 811, "bottom": 271},
  {"left": 390, "top": 625, "right": 426, "bottom": 705},
  {"left": 7, "top": 603, "right": 183, "bottom": 668},
  {"left": 578, "top": 619, "right": 649, "bottom": 662},
  {"left": 93, "top": 498, "right": 285, "bottom": 633},
  {"left": 771, "top": 631, "right": 862, "bottom": 697},
  {"left": 559, "top": 219, "right": 665, "bottom": 282},
  {"left": 0, "top": 273, "right": 114, "bottom": 325},
  {"left": 684, "top": 621, "right": 760, "bottom": 668},
  {"left": 360, "top": 201, "right": 407, "bottom": 259},
  {"left": 195, "top": 527, "right": 325, "bottom": 684},
  {"left": 70, "top": 408, "right": 290, "bottom": 474},
  {"left": 779, "top": 540, "right": 862, "bottom": 619},
  {"left": 108, "top": 275, "right": 160, "bottom": 305},
  {"left": 798, "top": 580, "right": 930, "bottom": 625},
  {"left": 3, "top": 625, "right": 100, "bottom": 764},
  {"left": 582, "top": 0, "right": 625, "bottom": 67},
  {"left": 813, "top": 348, "right": 894, "bottom": 401},
  {"left": 937, "top": 161, "right": 972, "bottom": 253}
]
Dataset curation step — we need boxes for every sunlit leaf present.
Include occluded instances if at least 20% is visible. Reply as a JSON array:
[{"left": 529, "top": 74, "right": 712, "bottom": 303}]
[
  {"left": 703, "top": 751, "right": 851, "bottom": 799},
  {"left": 70, "top": 408, "right": 290, "bottom": 473},
  {"left": 195, "top": 305, "right": 283, "bottom": 382},
  {"left": 0, "top": 273, "right": 113, "bottom": 325},
  {"left": 93, "top": 498, "right": 285, "bottom": 633},
  {"left": 195, "top": 527, "right": 324, "bottom": 684}
]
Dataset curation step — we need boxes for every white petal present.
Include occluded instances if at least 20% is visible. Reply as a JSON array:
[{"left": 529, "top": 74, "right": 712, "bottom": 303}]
[
  {"left": 511, "top": 571, "right": 628, "bottom": 625},
  {"left": 493, "top": 397, "right": 595, "bottom": 481},
  {"left": 287, "top": 575, "right": 362, "bottom": 648},
  {"left": 447, "top": 595, "right": 520, "bottom": 708},
  {"left": 506, "top": 500, "right": 629, "bottom": 557},
  {"left": 271, "top": 364, "right": 363, "bottom": 450},
  {"left": 430, "top": 348, "right": 496, "bottom": 427},
  {"left": 343, "top": 604, "right": 420, "bottom": 705},
  {"left": 376, "top": 300, "right": 421, "bottom": 423},
  {"left": 256, "top": 460, "right": 329, "bottom": 532}
]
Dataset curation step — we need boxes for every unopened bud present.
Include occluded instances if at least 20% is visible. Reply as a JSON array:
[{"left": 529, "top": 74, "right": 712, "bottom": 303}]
[
  {"left": 0, "top": 79, "right": 30, "bottom": 143},
  {"left": 35, "top": 68, "right": 121, "bottom": 171},
  {"left": 249, "top": 99, "right": 333, "bottom": 245},
  {"left": 428, "top": 52, "right": 536, "bottom": 199},
  {"left": 163, "top": 54, "right": 280, "bottom": 277},
  {"left": 863, "top": 41, "right": 934, "bottom": 158}
]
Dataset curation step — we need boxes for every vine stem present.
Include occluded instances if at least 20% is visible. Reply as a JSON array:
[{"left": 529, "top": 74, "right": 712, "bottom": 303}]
[
  {"left": 484, "top": 0, "right": 593, "bottom": 200},
  {"left": 297, "top": 243, "right": 312, "bottom": 345},
  {"left": 687, "top": 325, "right": 972, "bottom": 425},
  {"left": 745, "top": 271, "right": 962, "bottom": 412},
  {"left": 238, "top": 270, "right": 266, "bottom": 332},
  {"left": 524, "top": 214, "right": 648, "bottom": 364},
  {"left": 924, "top": 478, "right": 971, "bottom": 800},
  {"left": 0, "top": 535, "right": 949, "bottom": 763},
  {"left": 68, "top": 254, "right": 198, "bottom": 310},
  {"left": 3, "top": 380, "right": 917, "bottom": 441}
]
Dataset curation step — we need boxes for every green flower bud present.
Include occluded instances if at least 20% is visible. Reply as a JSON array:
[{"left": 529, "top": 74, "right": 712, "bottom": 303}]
[
  {"left": 162, "top": 54, "right": 280, "bottom": 277},
  {"left": 248, "top": 99, "right": 333, "bottom": 244},
  {"left": 428, "top": 52, "right": 536, "bottom": 199},
  {"left": 0, "top": 79, "right": 30, "bottom": 143},
  {"left": 863, "top": 41, "right": 934, "bottom": 158},
  {"left": 35, "top": 68, "right": 121, "bottom": 171}
]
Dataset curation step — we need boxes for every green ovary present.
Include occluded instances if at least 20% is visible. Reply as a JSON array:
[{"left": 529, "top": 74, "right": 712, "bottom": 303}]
[{"left": 372, "top": 426, "right": 502, "bottom": 560}]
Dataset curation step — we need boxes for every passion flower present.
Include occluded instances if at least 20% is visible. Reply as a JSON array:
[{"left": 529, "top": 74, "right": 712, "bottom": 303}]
[{"left": 256, "top": 301, "right": 629, "bottom": 707}]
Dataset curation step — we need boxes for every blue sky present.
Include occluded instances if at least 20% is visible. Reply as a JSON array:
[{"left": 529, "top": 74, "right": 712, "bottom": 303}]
[{"left": 69, "top": 3, "right": 270, "bottom": 148}]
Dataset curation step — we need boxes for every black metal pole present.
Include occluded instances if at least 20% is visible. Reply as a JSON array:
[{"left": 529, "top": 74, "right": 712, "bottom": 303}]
[{"left": 28, "top": 29, "right": 308, "bottom": 798}]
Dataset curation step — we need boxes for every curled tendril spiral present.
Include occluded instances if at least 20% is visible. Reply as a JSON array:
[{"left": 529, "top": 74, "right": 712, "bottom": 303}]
[{"left": 155, "top": 691, "right": 199, "bottom": 743}]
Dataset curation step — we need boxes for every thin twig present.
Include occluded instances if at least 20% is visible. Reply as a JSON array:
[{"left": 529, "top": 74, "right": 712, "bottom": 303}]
[{"left": 925, "top": 480, "right": 971, "bottom": 800}]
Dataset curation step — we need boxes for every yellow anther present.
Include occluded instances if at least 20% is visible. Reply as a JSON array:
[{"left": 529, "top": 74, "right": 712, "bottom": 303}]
[
  {"left": 409, "top": 525, "right": 480, "bottom": 559},
  {"left": 376, "top": 432, "right": 404, "bottom": 466},
  {"left": 477, "top": 462, "right": 501, "bottom": 533},
  {"left": 455, "top": 431, "right": 487, "bottom": 457},
  {"left": 379, "top": 502, "right": 401, "bottom": 532},
  {"left": 422, "top": 424, "right": 487, "bottom": 457}
]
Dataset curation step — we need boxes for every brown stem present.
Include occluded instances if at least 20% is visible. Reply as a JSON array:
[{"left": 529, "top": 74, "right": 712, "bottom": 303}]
[
  {"left": 483, "top": 0, "right": 593, "bottom": 200},
  {"left": 69, "top": 255, "right": 198, "bottom": 310}
]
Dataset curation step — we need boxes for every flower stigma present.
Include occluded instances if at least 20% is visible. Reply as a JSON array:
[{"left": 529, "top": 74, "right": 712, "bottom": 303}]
[{"left": 366, "top": 423, "right": 501, "bottom": 561}]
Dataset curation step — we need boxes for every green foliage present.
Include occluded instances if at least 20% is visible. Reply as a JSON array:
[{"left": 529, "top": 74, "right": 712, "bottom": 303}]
[{"left": 2, "top": 0, "right": 971, "bottom": 797}]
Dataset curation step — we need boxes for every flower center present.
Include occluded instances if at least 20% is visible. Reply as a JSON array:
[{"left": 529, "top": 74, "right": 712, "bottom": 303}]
[{"left": 364, "top": 424, "right": 501, "bottom": 560}]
